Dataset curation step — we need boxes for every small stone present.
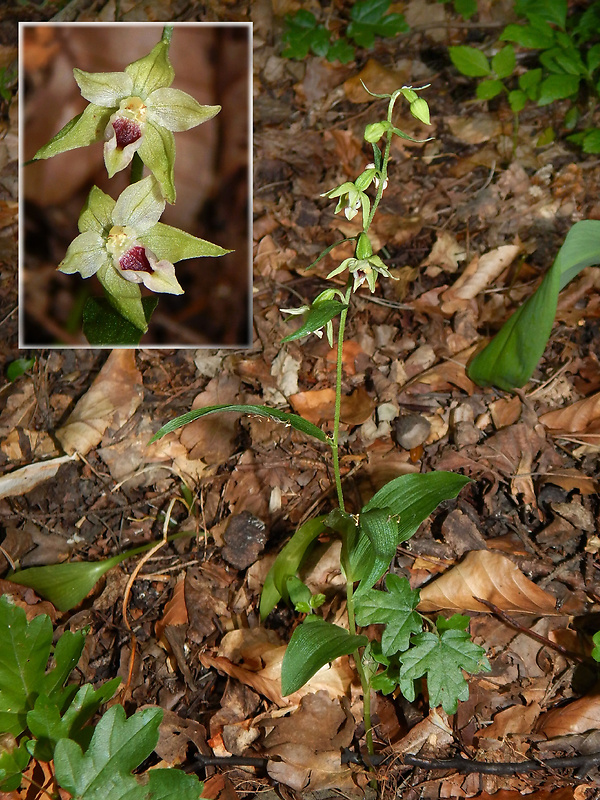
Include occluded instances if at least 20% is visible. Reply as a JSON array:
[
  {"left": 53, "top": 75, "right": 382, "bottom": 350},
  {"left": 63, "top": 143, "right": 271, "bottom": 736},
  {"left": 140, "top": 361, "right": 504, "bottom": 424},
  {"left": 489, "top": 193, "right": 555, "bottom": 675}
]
[
  {"left": 393, "top": 414, "right": 431, "bottom": 450},
  {"left": 221, "top": 511, "right": 267, "bottom": 570},
  {"left": 452, "top": 421, "right": 482, "bottom": 447}
]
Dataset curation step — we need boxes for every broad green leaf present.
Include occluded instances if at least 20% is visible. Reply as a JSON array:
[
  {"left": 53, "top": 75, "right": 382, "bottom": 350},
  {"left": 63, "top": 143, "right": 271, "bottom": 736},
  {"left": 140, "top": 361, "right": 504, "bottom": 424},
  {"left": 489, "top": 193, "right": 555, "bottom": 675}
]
[
  {"left": 449, "top": 46, "right": 491, "bottom": 77},
  {"left": 355, "top": 574, "right": 422, "bottom": 655},
  {"left": 27, "top": 680, "right": 120, "bottom": 762},
  {"left": 437, "top": 613, "right": 470, "bottom": 632},
  {"left": 260, "top": 516, "right": 327, "bottom": 619},
  {"left": 587, "top": 44, "right": 600, "bottom": 75},
  {"left": 453, "top": 0, "right": 477, "bottom": 20},
  {"left": 43, "top": 629, "right": 87, "bottom": 698},
  {"left": 0, "top": 738, "right": 31, "bottom": 791},
  {"left": 96, "top": 261, "right": 147, "bottom": 333},
  {"left": 350, "top": 472, "right": 471, "bottom": 580},
  {"left": 399, "top": 627, "right": 490, "bottom": 714},
  {"left": 326, "top": 38, "right": 356, "bottom": 64},
  {"left": 537, "top": 73, "right": 580, "bottom": 105},
  {"left": 518, "top": 67, "right": 542, "bottom": 98},
  {"left": 142, "top": 769, "right": 204, "bottom": 800},
  {"left": 476, "top": 79, "right": 504, "bottom": 100},
  {"left": 347, "top": 0, "right": 408, "bottom": 49},
  {"left": 500, "top": 21, "right": 556, "bottom": 49},
  {"left": 281, "top": 618, "right": 368, "bottom": 695},
  {"left": 53, "top": 705, "right": 162, "bottom": 800},
  {"left": 540, "top": 45, "right": 586, "bottom": 76},
  {"left": 8, "top": 534, "right": 191, "bottom": 612},
  {"left": 353, "top": 507, "right": 400, "bottom": 597},
  {"left": 282, "top": 11, "right": 330, "bottom": 60},
  {"left": 592, "top": 631, "right": 600, "bottom": 662},
  {"left": 0, "top": 597, "right": 53, "bottom": 736},
  {"left": 82, "top": 296, "right": 157, "bottom": 346},
  {"left": 514, "top": 0, "right": 567, "bottom": 28},
  {"left": 281, "top": 300, "right": 347, "bottom": 343},
  {"left": 6, "top": 358, "right": 35, "bottom": 382},
  {"left": 468, "top": 220, "right": 600, "bottom": 389},
  {"left": 491, "top": 45, "right": 515, "bottom": 78},
  {"left": 508, "top": 89, "right": 527, "bottom": 112},
  {"left": 149, "top": 403, "right": 328, "bottom": 444},
  {"left": 583, "top": 129, "right": 600, "bottom": 154}
]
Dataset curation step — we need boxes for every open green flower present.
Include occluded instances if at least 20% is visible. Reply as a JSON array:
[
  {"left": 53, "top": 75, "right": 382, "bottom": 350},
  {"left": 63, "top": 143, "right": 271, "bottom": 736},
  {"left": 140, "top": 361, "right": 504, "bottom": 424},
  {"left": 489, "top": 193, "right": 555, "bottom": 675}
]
[
  {"left": 321, "top": 181, "right": 371, "bottom": 229},
  {"left": 59, "top": 175, "right": 230, "bottom": 331},
  {"left": 327, "top": 254, "right": 396, "bottom": 293},
  {"left": 33, "top": 39, "right": 220, "bottom": 203}
]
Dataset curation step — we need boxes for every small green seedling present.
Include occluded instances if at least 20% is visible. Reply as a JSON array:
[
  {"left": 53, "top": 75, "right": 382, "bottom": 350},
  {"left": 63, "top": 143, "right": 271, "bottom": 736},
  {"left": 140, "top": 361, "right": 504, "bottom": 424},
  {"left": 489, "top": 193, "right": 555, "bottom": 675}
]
[
  {"left": 151, "top": 85, "right": 490, "bottom": 757},
  {"left": 449, "top": 0, "right": 600, "bottom": 152},
  {"left": 281, "top": 0, "right": 409, "bottom": 64}
]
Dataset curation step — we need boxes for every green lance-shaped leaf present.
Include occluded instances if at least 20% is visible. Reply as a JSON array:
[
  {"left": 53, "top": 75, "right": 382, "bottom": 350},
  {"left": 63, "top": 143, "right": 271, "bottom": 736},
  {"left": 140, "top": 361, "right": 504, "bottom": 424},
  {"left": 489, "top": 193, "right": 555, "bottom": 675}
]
[
  {"left": 281, "top": 300, "right": 347, "bottom": 343},
  {"left": 281, "top": 618, "right": 368, "bottom": 696},
  {"left": 350, "top": 471, "right": 471, "bottom": 582},
  {"left": 260, "top": 516, "right": 326, "bottom": 620},
  {"left": 149, "top": 403, "right": 328, "bottom": 444},
  {"left": 468, "top": 220, "right": 600, "bottom": 390},
  {"left": 355, "top": 574, "right": 422, "bottom": 656},
  {"left": 8, "top": 533, "right": 193, "bottom": 612},
  {"left": 353, "top": 507, "right": 400, "bottom": 598}
]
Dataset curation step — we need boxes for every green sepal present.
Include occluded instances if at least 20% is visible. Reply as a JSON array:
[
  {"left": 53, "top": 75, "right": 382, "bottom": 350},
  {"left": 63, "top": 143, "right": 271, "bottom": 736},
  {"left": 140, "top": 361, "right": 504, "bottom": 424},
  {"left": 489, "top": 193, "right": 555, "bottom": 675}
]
[
  {"left": 281, "top": 618, "right": 368, "bottom": 696},
  {"left": 96, "top": 262, "right": 147, "bottom": 332},
  {"left": 139, "top": 120, "right": 176, "bottom": 203},
  {"left": 139, "top": 222, "right": 230, "bottom": 262},
  {"left": 125, "top": 40, "right": 174, "bottom": 98},
  {"left": 281, "top": 300, "right": 346, "bottom": 343},
  {"left": 32, "top": 104, "right": 110, "bottom": 161},
  {"left": 78, "top": 185, "right": 115, "bottom": 234}
]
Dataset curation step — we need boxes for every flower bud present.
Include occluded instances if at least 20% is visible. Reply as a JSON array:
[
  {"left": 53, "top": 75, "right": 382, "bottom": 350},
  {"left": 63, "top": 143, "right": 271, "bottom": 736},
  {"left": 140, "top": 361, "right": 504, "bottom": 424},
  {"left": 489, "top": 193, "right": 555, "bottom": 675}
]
[
  {"left": 355, "top": 232, "right": 373, "bottom": 259},
  {"left": 364, "top": 121, "right": 389, "bottom": 143},
  {"left": 410, "top": 98, "right": 431, "bottom": 126}
]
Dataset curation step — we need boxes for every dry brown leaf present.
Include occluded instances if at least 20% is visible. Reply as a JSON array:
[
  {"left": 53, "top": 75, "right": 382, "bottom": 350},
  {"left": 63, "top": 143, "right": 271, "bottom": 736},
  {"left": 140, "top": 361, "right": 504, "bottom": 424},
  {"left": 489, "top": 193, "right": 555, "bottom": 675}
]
[
  {"left": 536, "top": 690, "right": 600, "bottom": 738},
  {"left": 541, "top": 467, "right": 598, "bottom": 495},
  {"left": 441, "top": 245, "right": 520, "bottom": 313},
  {"left": 540, "top": 392, "right": 600, "bottom": 439},
  {"left": 200, "top": 628, "right": 356, "bottom": 707},
  {"left": 422, "top": 231, "right": 466, "bottom": 275},
  {"left": 179, "top": 375, "right": 241, "bottom": 464},
  {"left": 0, "top": 454, "right": 77, "bottom": 500},
  {"left": 155, "top": 575, "right": 188, "bottom": 642},
  {"left": 418, "top": 550, "right": 558, "bottom": 615},
  {"left": 260, "top": 692, "right": 357, "bottom": 793},
  {"left": 446, "top": 112, "right": 502, "bottom": 144},
  {"left": 489, "top": 395, "right": 522, "bottom": 429},
  {"left": 344, "top": 59, "right": 411, "bottom": 103},
  {"left": 55, "top": 350, "right": 143, "bottom": 456},
  {"left": 481, "top": 702, "right": 542, "bottom": 741},
  {"left": 289, "top": 386, "right": 374, "bottom": 425}
]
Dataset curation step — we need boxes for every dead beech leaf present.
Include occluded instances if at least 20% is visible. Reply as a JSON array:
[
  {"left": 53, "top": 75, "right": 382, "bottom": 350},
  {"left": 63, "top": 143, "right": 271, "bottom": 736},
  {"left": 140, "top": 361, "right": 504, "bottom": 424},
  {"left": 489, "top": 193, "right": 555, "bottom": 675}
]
[
  {"left": 540, "top": 392, "right": 600, "bottom": 439},
  {"left": 0, "top": 454, "right": 77, "bottom": 500},
  {"left": 55, "top": 350, "right": 143, "bottom": 456},
  {"left": 289, "top": 387, "right": 374, "bottom": 426},
  {"left": 422, "top": 231, "right": 466, "bottom": 275},
  {"left": 200, "top": 628, "right": 356, "bottom": 707},
  {"left": 441, "top": 245, "right": 520, "bottom": 313},
  {"left": 482, "top": 702, "right": 542, "bottom": 741},
  {"left": 541, "top": 467, "right": 598, "bottom": 495},
  {"left": 260, "top": 692, "right": 357, "bottom": 793},
  {"left": 446, "top": 112, "right": 502, "bottom": 145},
  {"left": 536, "top": 690, "right": 600, "bottom": 737},
  {"left": 155, "top": 575, "right": 188, "bottom": 642},
  {"left": 344, "top": 59, "right": 411, "bottom": 103},
  {"left": 179, "top": 375, "right": 242, "bottom": 464},
  {"left": 418, "top": 550, "right": 558, "bottom": 615}
]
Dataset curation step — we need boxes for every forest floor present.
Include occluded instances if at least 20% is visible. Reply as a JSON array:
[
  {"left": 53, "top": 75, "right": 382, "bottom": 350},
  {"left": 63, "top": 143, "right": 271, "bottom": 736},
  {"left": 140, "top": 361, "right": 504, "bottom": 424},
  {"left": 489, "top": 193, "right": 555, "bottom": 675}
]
[{"left": 1, "top": 1, "right": 600, "bottom": 799}]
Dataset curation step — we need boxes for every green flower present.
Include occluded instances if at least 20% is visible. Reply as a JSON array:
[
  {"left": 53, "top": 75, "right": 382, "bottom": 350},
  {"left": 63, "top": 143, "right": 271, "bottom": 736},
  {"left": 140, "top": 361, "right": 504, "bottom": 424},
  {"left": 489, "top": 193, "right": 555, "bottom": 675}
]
[
  {"left": 33, "top": 40, "right": 220, "bottom": 203},
  {"left": 321, "top": 181, "right": 371, "bottom": 229},
  {"left": 59, "top": 175, "right": 230, "bottom": 331},
  {"left": 327, "top": 254, "right": 396, "bottom": 293}
]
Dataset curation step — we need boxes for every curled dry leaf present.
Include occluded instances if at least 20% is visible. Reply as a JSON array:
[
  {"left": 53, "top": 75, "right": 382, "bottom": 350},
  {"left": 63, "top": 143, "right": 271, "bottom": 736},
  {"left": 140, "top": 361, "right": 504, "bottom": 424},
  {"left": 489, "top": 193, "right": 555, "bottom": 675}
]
[
  {"left": 536, "top": 691, "right": 600, "bottom": 738},
  {"left": 540, "top": 391, "right": 600, "bottom": 441},
  {"left": 200, "top": 628, "right": 356, "bottom": 707},
  {"left": 481, "top": 701, "right": 542, "bottom": 742},
  {"left": 344, "top": 59, "right": 412, "bottom": 103},
  {"left": 441, "top": 245, "right": 520, "bottom": 314},
  {"left": 55, "top": 350, "right": 143, "bottom": 456},
  {"left": 418, "top": 550, "right": 558, "bottom": 615},
  {"left": 289, "top": 386, "right": 374, "bottom": 426},
  {"left": 0, "top": 453, "right": 77, "bottom": 500}
]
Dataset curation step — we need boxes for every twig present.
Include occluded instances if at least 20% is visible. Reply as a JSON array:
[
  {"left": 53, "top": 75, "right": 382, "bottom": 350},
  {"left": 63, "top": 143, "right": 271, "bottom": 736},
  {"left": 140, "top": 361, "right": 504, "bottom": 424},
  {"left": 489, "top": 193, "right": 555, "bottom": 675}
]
[{"left": 473, "top": 596, "right": 594, "bottom": 666}]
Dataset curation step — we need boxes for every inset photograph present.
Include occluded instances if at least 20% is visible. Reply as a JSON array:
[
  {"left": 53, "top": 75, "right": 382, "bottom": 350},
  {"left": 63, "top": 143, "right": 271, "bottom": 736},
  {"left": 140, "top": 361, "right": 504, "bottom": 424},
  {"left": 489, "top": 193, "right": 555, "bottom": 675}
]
[{"left": 21, "top": 22, "right": 251, "bottom": 347}]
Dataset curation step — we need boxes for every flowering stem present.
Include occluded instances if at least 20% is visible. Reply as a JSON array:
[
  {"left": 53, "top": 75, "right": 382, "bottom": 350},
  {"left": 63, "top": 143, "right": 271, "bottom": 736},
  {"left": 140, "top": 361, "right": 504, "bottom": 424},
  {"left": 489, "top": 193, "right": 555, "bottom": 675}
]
[
  {"left": 366, "top": 95, "right": 396, "bottom": 230},
  {"left": 331, "top": 283, "right": 353, "bottom": 511}
]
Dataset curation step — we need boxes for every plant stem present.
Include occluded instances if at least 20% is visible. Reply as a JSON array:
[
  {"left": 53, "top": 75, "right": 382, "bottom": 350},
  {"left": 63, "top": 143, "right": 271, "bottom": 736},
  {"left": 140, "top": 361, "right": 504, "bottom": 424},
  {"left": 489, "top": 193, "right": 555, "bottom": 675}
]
[
  {"left": 331, "top": 284, "right": 353, "bottom": 511},
  {"left": 162, "top": 25, "right": 174, "bottom": 44},
  {"left": 346, "top": 582, "right": 374, "bottom": 756}
]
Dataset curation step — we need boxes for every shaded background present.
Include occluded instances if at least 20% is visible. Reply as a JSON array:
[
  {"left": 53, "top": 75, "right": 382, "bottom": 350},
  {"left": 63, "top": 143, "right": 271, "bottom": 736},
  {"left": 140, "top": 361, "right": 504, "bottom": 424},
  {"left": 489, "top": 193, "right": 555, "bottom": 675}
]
[{"left": 22, "top": 23, "right": 250, "bottom": 346}]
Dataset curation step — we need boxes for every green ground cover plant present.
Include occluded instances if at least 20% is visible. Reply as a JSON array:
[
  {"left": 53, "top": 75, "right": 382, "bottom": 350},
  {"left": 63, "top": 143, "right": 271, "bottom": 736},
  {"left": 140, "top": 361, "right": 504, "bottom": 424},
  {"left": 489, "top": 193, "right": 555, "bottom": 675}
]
[
  {"left": 449, "top": 0, "right": 600, "bottom": 151},
  {"left": 0, "top": 596, "right": 205, "bottom": 798},
  {"left": 151, "top": 85, "right": 490, "bottom": 757}
]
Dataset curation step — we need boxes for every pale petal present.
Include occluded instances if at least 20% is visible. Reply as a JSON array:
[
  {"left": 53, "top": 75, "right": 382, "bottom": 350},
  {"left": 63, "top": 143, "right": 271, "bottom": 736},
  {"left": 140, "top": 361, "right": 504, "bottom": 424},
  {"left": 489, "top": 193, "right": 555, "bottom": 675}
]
[
  {"left": 73, "top": 68, "right": 132, "bottom": 107},
  {"left": 112, "top": 176, "right": 165, "bottom": 233},
  {"left": 103, "top": 122, "right": 142, "bottom": 178},
  {"left": 58, "top": 231, "right": 109, "bottom": 278},
  {"left": 139, "top": 259, "right": 184, "bottom": 295},
  {"left": 146, "top": 88, "right": 220, "bottom": 132}
]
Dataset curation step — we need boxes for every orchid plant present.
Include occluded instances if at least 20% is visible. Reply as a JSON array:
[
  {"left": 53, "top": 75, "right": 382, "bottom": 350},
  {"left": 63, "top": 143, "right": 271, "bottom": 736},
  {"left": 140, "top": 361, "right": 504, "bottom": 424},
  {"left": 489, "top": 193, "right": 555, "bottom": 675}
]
[
  {"left": 152, "top": 86, "right": 489, "bottom": 761},
  {"left": 30, "top": 26, "right": 230, "bottom": 345}
]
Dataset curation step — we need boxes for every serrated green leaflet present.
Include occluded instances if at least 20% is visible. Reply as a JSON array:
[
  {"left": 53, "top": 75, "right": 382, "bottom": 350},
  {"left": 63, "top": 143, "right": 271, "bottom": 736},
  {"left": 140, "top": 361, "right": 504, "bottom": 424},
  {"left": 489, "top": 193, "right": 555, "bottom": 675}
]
[
  {"left": 281, "top": 618, "right": 368, "bottom": 695},
  {"left": 149, "top": 403, "right": 327, "bottom": 444},
  {"left": 399, "top": 627, "right": 490, "bottom": 715},
  {"left": 0, "top": 597, "right": 53, "bottom": 736},
  {"left": 355, "top": 574, "right": 422, "bottom": 656},
  {"left": 468, "top": 220, "right": 600, "bottom": 390}
]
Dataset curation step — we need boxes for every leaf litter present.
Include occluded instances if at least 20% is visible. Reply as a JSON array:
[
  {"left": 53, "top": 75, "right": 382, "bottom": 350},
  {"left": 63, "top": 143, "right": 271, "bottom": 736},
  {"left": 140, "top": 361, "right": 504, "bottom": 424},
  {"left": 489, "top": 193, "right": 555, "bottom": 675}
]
[{"left": 2, "top": 1, "right": 600, "bottom": 798}]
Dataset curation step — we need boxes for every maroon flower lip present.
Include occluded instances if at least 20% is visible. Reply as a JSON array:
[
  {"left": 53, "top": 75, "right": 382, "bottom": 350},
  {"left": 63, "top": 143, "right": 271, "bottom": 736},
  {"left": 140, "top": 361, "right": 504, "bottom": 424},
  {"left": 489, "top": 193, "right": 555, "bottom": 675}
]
[
  {"left": 113, "top": 118, "right": 142, "bottom": 149},
  {"left": 119, "top": 245, "right": 153, "bottom": 273}
]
